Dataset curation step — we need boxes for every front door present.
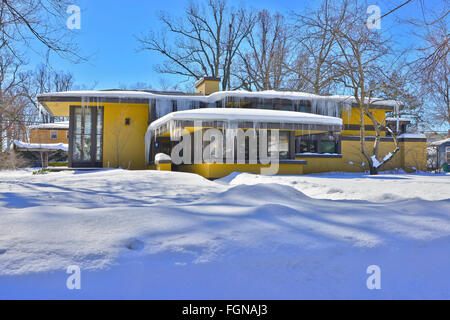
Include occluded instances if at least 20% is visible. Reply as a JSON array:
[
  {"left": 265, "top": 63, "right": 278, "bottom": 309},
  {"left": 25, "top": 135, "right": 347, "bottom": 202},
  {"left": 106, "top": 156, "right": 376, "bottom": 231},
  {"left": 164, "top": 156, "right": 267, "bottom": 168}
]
[{"left": 69, "top": 106, "right": 103, "bottom": 167}]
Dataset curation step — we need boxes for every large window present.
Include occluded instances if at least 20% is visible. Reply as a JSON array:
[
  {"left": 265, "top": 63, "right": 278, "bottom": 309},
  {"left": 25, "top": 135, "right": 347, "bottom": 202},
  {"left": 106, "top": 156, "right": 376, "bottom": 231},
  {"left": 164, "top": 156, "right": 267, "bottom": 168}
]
[
  {"left": 296, "top": 133, "right": 340, "bottom": 155},
  {"left": 70, "top": 106, "right": 103, "bottom": 167},
  {"left": 157, "top": 129, "right": 294, "bottom": 164}
]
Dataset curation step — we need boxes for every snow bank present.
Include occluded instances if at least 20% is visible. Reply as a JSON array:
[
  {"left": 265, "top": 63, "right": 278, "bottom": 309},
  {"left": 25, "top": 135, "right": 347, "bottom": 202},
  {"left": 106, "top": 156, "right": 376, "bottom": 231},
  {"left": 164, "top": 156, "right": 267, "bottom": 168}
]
[{"left": 0, "top": 169, "right": 449, "bottom": 299}]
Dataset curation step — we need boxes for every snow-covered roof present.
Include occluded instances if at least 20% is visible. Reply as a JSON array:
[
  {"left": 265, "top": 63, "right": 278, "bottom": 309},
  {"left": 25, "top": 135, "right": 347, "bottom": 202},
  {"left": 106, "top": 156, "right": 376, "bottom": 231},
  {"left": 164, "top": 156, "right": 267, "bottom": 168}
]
[
  {"left": 14, "top": 140, "right": 68, "bottom": 152},
  {"left": 397, "top": 133, "right": 427, "bottom": 139},
  {"left": 148, "top": 108, "right": 343, "bottom": 131},
  {"left": 430, "top": 138, "right": 450, "bottom": 146},
  {"left": 385, "top": 117, "right": 411, "bottom": 122},
  {"left": 37, "top": 90, "right": 401, "bottom": 108},
  {"left": 28, "top": 121, "right": 69, "bottom": 130}
]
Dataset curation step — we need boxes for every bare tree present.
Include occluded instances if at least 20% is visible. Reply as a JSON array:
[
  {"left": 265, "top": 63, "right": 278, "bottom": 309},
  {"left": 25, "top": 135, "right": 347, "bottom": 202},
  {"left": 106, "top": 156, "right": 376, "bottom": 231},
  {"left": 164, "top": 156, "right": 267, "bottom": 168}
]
[
  {"left": 416, "top": 21, "right": 449, "bottom": 127},
  {"left": 331, "top": 0, "right": 404, "bottom": 175},
  {"left": 0, "top": 52, "right": 28, "bottom": 152},
  {"left": 0, "top": 0, "right": 82, "bottom": 61},
  {"left": 289, "top": 0, "right": 345, "bottom": 94},
  {"left": 137, "top": 0, "right": 255, "bottom": 90},
  {"left": 234, "top": 10, "right": 291, "bottom": 91},
  {"left": 20, "top": 64, "right": 74, "bottom": 123}
]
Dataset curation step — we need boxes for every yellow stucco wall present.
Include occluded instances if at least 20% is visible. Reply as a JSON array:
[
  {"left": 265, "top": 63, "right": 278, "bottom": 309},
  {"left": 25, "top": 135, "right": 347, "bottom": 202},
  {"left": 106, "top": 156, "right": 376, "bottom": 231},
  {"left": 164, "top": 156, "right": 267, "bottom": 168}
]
[
  {"left": 400, "top": 140, "right": 427, "bottom": 172},
  {"left": 156, "top": 163, "right": 172, "bottom": 171},
  {"left": 178, "top": 163, "right": 304, "bottom": 179},
  {"left": 341, "top": 107, "right": 388, "bottom": 137},
  {"left": 29, "top": 128, "right": 68, "bottom": 144},
  {"left": 296, "top": 139, "right": 426, "bottom": 174},
  {"left": 102, "top": 103, "right": 149, "bottom": 170},
  {"left": 41, "top": 100, "right": 149, "bottom": 170}
]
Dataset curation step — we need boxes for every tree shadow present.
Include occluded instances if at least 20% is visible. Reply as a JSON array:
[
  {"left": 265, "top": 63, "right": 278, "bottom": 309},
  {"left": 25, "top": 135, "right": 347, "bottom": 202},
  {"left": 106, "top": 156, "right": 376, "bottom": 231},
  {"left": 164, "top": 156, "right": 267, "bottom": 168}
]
[{"left": 0, "top": 193, "right": 39, "bottom": 209}]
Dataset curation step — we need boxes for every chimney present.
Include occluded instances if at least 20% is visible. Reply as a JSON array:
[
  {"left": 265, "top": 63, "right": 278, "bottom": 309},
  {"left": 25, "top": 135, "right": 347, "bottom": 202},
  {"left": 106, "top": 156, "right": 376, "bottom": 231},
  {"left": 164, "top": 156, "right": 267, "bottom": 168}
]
[{"left": 195, "top": 77, "right": 221, "bottom": 95}]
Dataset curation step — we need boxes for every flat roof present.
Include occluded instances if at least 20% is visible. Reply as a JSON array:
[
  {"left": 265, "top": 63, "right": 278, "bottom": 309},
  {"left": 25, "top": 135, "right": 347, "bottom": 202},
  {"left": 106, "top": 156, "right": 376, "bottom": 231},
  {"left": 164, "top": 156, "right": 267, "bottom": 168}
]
[
  {"left": 28, "top": 121, "right": 69, "bottom": 130},
  {"left": 148, "top": 108, "right": 343, "bottom": 131},
  {"left": 37, "top": 90, "right": 400, "bottom": 108},
  {"left": 13, "top": 140, "right": 68, "bottom": 152}
]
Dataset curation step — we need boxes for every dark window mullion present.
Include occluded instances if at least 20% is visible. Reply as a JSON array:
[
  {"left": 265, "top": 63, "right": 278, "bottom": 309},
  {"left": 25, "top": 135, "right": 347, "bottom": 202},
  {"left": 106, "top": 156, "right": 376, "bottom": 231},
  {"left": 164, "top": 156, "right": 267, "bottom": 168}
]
[{"left": 91, "top": 107, "right": 97, "bottom": 165}]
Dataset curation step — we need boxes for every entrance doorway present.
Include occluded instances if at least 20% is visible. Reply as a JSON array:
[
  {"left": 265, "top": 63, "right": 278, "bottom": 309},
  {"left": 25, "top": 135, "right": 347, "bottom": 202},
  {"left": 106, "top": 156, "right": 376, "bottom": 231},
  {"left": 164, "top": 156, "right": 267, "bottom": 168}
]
[{"left": 69, "top": 106, "right": 103, "bottom": 167}]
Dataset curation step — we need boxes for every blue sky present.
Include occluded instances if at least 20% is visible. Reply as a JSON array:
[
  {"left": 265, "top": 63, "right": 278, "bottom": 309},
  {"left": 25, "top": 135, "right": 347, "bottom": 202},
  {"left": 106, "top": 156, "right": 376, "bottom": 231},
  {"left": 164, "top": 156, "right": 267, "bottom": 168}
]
[{"left": 25, "top": 0, "right": 438, "bottom": 90}]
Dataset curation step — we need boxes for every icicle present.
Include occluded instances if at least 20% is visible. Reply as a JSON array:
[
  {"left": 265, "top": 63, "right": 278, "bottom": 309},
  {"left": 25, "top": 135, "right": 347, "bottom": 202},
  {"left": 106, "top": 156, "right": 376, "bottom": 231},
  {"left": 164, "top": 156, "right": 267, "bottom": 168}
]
[
  {"left": 156, "top": 98, "right": 173, "bottom": 118},
  {"left": 395, "top": 103, "right": 399, "bottom": 133}
]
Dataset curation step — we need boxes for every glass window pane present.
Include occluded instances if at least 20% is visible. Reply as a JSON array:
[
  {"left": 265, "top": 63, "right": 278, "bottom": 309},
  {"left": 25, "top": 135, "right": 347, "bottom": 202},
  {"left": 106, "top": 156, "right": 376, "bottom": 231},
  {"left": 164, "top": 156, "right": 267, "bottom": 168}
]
[
  {"left": 73, "top": 135, "right": 82, "bottom": 161},
  {"left": 279, "top": 105, "right": 295, "bottom": 112},
  {"left": 97, "top": 108, "right": 103, "bottom": 132},
  {"left": 279, "top": 132, "right": 289, "bottom": 159},
  {"left": 96, "top": 135, "right": 102, "bottom": 161},
  {"left": 84, "top": 110, "right": 92, "bottom": 134},
  {"left": 256, "top": 105, "right": 273, "bottom": 110},
  {"left": 321, "top": 141, "right": 336, "bottom": 153},
  {"left": 268, "top": 131, "right": 289, "bottom": 159},
  {"left": 82, "top": 136, "right": 91, "bottom": 160},
  {"left": 74, "top": 109, "right": 82, "bottom": 134},
  {"left": 298, "top": 105, "right": 311, "bottom": 113}
]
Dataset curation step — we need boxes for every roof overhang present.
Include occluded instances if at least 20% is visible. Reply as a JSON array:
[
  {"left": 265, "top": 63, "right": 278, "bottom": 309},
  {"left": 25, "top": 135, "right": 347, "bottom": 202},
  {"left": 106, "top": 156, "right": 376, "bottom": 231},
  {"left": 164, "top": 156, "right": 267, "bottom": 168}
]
[
  {"left": 148, "top": 108, "right": 343, "bottom": 137},
  {"left": 37, "top": 89, "right": 400, "bottom": 117}
]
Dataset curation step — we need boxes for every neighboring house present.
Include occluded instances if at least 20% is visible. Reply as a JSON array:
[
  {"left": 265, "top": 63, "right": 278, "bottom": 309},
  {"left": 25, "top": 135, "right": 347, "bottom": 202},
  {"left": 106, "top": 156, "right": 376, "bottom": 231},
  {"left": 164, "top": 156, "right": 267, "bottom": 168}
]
[
  {"left": 429, "top": 135, "right": 450, "bottom": 172},
  {"left": 36, "top": 77, "right": 427, "bottom": 177},
  {"left": 13, "top": 121, "right": 69, "bottom": 167},
  {"left": 28, "top": 121, "right": 69, "bottom": 145},
  {"left": 385, "top": 117, "right": 411, "bottom": 136}
]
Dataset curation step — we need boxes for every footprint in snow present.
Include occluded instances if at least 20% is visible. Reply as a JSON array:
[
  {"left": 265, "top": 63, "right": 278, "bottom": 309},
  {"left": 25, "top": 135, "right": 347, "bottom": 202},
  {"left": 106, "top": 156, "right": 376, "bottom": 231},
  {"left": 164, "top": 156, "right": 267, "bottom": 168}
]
[
  {"left": 125, "top": 238, "right": 145, "bottom": 251},
  {"left": 327, "top": 188, "right": 343, "bottom": 194}
]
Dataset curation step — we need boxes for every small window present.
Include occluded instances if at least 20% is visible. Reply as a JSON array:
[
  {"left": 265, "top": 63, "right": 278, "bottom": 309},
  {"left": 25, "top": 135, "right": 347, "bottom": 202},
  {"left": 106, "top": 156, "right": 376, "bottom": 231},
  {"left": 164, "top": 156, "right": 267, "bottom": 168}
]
[
  {"left": 66, "top": 131, "right": 69, "bottom": 139},
  {"left": 125, "top": 118, "right": 131, "bottom": 125},
  {"left": 50, "top": 130, "right": 58, "bottom": 140}
]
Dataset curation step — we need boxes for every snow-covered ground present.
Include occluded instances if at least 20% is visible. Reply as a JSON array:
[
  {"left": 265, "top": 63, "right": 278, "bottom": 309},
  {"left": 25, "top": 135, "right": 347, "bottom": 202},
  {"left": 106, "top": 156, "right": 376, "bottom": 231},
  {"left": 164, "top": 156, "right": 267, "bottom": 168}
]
[{"left": 0, "top": 169, "right": 449, "bottom": 299}]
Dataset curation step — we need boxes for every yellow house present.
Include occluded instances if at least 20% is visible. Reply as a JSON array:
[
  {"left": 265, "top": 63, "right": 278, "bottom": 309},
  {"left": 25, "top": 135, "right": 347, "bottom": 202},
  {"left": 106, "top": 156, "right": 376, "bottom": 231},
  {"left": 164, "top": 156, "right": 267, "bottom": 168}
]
[
  {"left": 36, "top": 77, "right": 427, "bottom": 176},
  {"left": 12, "top": 121, "right": 69, "bottom": 167},
  {"left": 28, "top": 121, "right": 69, "bottom": 145}
]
